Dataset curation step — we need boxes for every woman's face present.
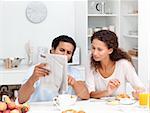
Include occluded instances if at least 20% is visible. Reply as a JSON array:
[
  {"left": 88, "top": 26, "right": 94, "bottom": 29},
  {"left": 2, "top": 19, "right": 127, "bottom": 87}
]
[
  {"left": 91, "top": 39, "right": 112, "bottom": 61},
  {"left": 52, "top": 41, "right": 74, "bottom": 62}
]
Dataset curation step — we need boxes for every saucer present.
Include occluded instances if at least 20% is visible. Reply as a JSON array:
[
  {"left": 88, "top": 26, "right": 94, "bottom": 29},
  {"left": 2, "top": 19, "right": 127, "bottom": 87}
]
[{"left": 119, "top": 99, "right": 136, "bottom": 105}]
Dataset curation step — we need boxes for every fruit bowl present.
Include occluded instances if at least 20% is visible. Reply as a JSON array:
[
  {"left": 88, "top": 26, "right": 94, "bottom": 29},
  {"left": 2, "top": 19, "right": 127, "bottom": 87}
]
[{"left": 0, "top": 95, "right": 30, "bottom": 113}]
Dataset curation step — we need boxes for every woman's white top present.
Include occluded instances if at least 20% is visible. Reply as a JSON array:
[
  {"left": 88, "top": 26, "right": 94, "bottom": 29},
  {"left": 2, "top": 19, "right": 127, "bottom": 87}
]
[{"left": 86, "top": 59, "right": 144, "bottom": 95}]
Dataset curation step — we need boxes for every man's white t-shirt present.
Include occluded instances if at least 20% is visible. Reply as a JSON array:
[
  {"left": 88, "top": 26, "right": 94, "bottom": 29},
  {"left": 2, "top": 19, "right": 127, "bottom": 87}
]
[
  {"left": 22, "top": 65, "right": 81, "bottom": 102},
  {"left": 86, "top": 59, "right": 144, "bottom": 95}
]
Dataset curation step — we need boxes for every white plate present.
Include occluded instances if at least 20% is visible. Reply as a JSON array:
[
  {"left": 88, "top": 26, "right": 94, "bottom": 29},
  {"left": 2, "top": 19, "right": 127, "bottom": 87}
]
[
  {"left": 119, "top": 99, "right": 136, "bottom": 105},
  {"left": 100, "top": 96, "right": 116, "bottom": 102}
]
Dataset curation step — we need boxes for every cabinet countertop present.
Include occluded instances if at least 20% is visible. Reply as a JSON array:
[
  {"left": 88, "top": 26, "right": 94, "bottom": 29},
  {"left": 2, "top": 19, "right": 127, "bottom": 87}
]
[
  {"left": 0, "top": 65, "right": 30, "bottom": 73},
  {"left": 0, "top": 65, "right": 30, "bottom": 85}
]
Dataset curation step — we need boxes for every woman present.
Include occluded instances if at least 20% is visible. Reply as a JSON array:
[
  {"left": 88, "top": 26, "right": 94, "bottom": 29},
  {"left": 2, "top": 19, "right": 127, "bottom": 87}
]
[{"left": 86, "top": 30, "right": 145, "bottom": 99}]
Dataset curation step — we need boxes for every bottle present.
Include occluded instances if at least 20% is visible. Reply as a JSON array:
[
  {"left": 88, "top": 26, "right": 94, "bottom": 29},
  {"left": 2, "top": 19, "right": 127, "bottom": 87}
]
[{"left": 25, "top": 40, "right": 33, "bottom": 66}]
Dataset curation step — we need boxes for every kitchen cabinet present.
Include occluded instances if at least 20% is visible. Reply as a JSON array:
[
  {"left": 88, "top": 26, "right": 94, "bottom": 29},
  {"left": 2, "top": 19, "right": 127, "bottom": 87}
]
[
  {"left": 88, "top": 0, "right": 119, "bottom": 50},
  {"left": 86, "top": 0, "right": 139, "bottom": 91},
  {"left": 120, "top": 0, "right": 138, "bottom": 72},
  {"left": 0, "top": 65, "right": 29, "bottom": 85},
  {"left": 87, "top": 0, "right": 138, "bottom": 72}
]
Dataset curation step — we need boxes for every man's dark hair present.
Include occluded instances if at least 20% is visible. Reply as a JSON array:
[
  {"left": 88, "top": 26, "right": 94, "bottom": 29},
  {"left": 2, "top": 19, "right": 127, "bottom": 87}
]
[{"left": 51, "top": 35, "right": 76, "bottom": 63}]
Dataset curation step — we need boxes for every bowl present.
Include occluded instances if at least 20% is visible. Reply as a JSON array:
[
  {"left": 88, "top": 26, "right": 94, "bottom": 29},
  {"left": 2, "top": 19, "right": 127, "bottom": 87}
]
[{"left": 0, "top": 57, "right": 25, "bottom": 68}]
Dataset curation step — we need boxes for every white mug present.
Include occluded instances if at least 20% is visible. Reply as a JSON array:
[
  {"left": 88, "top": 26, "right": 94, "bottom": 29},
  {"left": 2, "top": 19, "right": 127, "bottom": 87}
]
[{"left": 53, "top": 94, "right": 77, "bottom": 107}]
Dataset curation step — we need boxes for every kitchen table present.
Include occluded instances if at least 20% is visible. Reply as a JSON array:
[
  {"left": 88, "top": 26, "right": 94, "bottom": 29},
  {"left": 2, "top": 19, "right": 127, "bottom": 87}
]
[{"left": 28, "top": 99, "right": 149, "bottom": 113}]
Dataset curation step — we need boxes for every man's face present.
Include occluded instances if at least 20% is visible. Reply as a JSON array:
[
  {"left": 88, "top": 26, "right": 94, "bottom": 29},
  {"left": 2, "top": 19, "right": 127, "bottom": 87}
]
[{"left": 52, "top": 41, "right": 74, "bottom": 62}]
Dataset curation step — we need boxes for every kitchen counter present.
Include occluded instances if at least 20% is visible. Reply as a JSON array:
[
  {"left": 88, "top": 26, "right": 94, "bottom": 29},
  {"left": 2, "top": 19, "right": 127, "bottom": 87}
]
[
  {"left": 28, "top": 99, "right": 149, "bottom": 113},
  {"left": 0, "top": 65, "right": 30, "bottom": 85},
  {"left": 0, "top": 65, "right": 86, "bottom": 85}
]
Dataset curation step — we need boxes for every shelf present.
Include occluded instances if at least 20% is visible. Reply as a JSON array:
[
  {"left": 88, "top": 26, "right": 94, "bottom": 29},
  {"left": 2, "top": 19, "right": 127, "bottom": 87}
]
[
  {"left": 88, "top": 35, "right": 92, "bottom": 37},
  {"left": 123, "top": 34, "right": 138, "bottom": 39},
  {"left": 87, "top": 0, "right": 138, "bottom": 72},
  {"left": 0, "top": 65, "right": 30, "bottom": 73},
  {"left": 88, "top": 14, "right": 118, "bottom": 17},
  {"left": 123, "top": 13, "right": 138, "bottom": 17}
]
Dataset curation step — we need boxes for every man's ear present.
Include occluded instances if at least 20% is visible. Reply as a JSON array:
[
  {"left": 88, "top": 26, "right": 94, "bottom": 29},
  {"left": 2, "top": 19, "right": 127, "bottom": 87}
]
[{"left": 50, "top": 48, "right": 54, "bottom": 54}]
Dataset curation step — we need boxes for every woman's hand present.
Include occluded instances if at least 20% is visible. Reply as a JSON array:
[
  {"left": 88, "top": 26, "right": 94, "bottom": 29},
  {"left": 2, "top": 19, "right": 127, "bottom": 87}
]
[
  {"left": 31, "top": 63, "right": 50, "bottom": 82},
  {"left": 107, "top": 79, "right": 120, "bottom": 96},
  {"left": 132, "top": 89, "right": 144, "bottom": 100},
  {"left": 68, "top": 76, "right": 90, "bottom": 99}
]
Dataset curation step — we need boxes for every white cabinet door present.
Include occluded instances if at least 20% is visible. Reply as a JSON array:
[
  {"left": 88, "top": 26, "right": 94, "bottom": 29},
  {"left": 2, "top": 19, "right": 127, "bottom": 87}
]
[{"left": 0, "top": 66, "right": 29, "bottom": 85}]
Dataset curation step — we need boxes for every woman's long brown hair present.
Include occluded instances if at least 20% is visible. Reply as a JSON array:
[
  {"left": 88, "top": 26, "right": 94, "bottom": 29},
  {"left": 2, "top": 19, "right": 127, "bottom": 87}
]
[{"left": 90, "top": 30, "right": 132, "bottom": 70}]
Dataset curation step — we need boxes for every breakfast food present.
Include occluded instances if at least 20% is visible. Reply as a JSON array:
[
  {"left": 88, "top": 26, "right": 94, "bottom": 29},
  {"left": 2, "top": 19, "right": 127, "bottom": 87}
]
[
  {"left": 77, "top": 110, "right": 86, "bottom": 113},
  {"left": 62, "top": 109, "right": 77, "bottom": 113},
  {"left": 0, "top": 95, "right": 30, "bottom": 113},
  {"left": 116, "top": 93, "right": 130, "bottom": 100},
  {"left": 62, "top": 109, "right": 86, "bottom": 113},
  {"left": 107, "top": 100, "right": 119, "bottom": 105}
]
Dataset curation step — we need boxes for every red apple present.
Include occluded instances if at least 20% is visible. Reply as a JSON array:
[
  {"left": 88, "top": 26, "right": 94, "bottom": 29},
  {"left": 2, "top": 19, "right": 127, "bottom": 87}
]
[
  {"left": 21, "top": 103, "right": 30, "bottom": 113},
  {"left": 10, "top": 109, "right": 20, "bottom": 113},
  {"left": 7, "top": 102, "right": 16, "bottom": 110},
  {"left": 0, "top": 101, "right": 7, "bottom": 111},
  {"left": 3, "top": 109, "right": 11, "bottom": 113},
  {"left": 15, "top": 104, "right": 23, "bottom": 109},
  {"left": 21, "top": 106, "right": 29, "bottom": 113}
]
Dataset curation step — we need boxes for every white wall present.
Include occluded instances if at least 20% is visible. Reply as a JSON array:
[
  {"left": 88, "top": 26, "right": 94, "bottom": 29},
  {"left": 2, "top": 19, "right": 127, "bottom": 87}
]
[
  {"left": 0, "top": 1, "right": 75, "bottom": 63},
  {"left": 138, "top": 0, "right": 150, "bottom": 86},
  {"left": 0, "top": 2, "right": 3, "bottom": 56},
  {"left": 74, "top": 1, "right": 88, "bottom": 66}
]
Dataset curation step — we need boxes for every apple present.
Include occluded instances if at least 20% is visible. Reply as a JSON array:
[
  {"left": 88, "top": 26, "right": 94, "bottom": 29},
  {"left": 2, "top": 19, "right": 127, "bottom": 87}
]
[
  {"left": 21, "top": 106, "right": 29, "bottom": 113},
  {"left": 0, "top": 101, "right": 7, "bottom": 111},
  {"left": 15, "top": 104, "right": 23, "bottom": 109},
  {"left": 10, "top": 109, "right": 20, "bottom": 113},
  {"left": 21, "top": 103, "right": 30, "bottom": 113},
  {"left": 3, "top": 109, "right": 11, "bottom": 113},
  {"left": 22, "top": 103, "right": 30, "bottom": 108},
  {"left": 7, "top": 102, "right": 16, "bottom": 110}
]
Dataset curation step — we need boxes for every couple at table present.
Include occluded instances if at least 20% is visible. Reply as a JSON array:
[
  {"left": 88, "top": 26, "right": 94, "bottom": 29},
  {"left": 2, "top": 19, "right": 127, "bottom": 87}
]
[{"left": 18, "top": 30, "right": 145, "bottom": 104}]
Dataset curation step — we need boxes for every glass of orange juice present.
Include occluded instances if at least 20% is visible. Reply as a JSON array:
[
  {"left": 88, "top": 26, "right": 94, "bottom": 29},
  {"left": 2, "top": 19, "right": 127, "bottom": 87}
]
[{"left": 139, "top": 93, "right": 150, "bottom": 107}]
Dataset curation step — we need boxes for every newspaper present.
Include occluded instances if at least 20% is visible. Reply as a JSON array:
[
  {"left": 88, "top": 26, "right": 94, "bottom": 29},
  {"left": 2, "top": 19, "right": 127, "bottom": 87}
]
[{"left": 38, "top": 53, "right": 68, "bottom": 94}]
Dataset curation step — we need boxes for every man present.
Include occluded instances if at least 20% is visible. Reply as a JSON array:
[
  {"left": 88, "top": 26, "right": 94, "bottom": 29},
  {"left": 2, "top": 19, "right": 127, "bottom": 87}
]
[{"left": 18, "top": 35, "right": 89, "bottom": 103}]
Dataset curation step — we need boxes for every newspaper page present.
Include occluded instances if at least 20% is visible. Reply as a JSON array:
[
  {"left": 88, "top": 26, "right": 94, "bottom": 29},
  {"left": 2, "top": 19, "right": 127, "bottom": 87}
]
[{"left": 38, "top": 53, "right": 68, "bottom": 94}]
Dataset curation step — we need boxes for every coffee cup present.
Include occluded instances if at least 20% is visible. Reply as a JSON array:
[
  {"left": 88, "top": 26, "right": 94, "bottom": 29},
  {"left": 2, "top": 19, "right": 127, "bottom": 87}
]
[{"left": 53, "top": 94, "right": 77, "bottom": 107}]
